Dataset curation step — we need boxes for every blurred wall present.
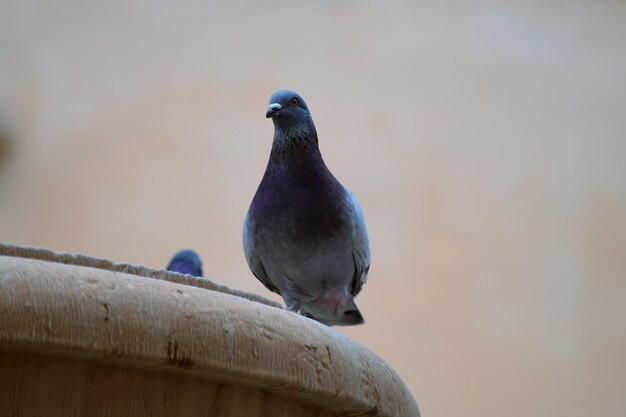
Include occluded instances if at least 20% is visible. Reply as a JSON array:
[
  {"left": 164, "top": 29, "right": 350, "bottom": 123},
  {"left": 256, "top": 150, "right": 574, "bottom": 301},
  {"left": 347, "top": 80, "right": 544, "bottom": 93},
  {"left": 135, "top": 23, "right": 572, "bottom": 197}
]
[{"left": 1, "top": 1, "right": 625, "bottom": 416}]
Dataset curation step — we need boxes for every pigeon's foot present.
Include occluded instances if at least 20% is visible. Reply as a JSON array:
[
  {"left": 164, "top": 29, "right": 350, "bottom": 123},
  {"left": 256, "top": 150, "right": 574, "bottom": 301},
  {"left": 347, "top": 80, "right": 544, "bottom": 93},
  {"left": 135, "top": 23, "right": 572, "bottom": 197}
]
[
  {"left": 283, "top": 294, "right": 301, "bottom": 313},
  {"left": 317, "top": 289, "right": 352, "bottom": 315}
]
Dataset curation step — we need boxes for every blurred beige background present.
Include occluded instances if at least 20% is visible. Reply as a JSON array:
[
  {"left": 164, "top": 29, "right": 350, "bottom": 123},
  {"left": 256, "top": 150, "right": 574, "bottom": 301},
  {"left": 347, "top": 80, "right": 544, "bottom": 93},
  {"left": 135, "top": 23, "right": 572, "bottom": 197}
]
[{"left": 1, "top": 1, "right": 625, "bottom": 416}]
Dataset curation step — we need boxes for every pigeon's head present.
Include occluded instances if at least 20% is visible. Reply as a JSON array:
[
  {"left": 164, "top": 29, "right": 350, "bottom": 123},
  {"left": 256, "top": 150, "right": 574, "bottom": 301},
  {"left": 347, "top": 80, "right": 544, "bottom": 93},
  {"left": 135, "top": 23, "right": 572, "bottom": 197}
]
[
  {"left": 266, "top": 90, "right": 314, "bottom": 134},
  {"left": 166, "top": 249, "right": 203, "bottom": 277}
]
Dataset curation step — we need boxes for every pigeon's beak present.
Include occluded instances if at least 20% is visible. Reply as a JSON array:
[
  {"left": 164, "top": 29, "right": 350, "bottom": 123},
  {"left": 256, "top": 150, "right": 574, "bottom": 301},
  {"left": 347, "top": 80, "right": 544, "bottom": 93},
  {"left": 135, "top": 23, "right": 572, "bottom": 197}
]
[{"left": 266, "top": 103, "right": 282, "bottom": 118}]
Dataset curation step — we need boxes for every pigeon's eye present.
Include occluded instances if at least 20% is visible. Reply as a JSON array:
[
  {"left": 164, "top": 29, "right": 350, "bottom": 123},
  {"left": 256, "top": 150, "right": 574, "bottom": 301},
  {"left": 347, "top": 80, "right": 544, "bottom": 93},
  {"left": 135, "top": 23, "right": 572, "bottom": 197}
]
[{"left": 291, "top": 98, "right": 298, "bottom": 107}]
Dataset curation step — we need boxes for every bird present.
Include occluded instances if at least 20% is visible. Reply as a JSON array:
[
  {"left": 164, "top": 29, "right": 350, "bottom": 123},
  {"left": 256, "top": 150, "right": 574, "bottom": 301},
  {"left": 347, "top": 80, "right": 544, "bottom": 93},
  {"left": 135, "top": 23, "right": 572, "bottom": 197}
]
[
  {"left": 243, "top": 89, "right": 370, "bottom": 326},
  {"left": 166, "top": 249, "right": 203, "bottom": 277}
]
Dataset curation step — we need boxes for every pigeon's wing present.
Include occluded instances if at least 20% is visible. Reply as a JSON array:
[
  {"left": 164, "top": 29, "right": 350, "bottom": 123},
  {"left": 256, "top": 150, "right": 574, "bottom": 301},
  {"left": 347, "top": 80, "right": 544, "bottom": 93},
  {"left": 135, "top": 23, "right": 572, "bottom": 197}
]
[
  {"left": 346, "top": 190, "right": 371, "bottom": 296},
  {"left": 247, "top": 251, "right": 281, "bottom": 295},
  {"left": 243, "top": 213, "right": 282, "bottom": 295}
]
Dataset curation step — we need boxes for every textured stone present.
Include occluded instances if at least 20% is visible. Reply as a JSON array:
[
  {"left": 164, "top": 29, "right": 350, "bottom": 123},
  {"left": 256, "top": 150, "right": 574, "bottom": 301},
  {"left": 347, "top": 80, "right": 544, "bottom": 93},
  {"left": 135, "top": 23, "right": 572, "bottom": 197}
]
[{"left": 0, "top": 243, "right": 419, "bottom": 417}]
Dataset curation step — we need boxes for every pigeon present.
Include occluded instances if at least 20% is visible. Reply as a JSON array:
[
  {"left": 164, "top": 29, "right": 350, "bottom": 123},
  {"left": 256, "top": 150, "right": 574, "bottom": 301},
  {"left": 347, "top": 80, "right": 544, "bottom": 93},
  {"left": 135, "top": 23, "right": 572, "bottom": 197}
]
[
  {"left": 243, "top": 89, "right": 370, "bottom": 326},
  {"left": 166, "top": 249, "right": 203, "bottom": 277}
]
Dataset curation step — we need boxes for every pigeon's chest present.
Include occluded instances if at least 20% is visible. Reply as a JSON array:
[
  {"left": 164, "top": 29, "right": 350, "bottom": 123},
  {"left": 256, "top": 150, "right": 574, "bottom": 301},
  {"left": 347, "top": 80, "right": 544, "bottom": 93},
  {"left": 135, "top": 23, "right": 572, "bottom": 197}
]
[{"left": 250, "top": 173, "right": 348, "bottom": 243}]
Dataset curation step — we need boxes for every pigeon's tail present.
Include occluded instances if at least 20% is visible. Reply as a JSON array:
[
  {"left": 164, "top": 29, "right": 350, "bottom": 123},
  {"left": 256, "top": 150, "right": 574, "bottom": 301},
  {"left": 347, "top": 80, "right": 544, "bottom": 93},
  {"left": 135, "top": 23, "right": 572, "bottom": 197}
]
[
  {"left": 304, "top": 301, "right": 365, "bottom": 327},
  {"left": 337, "top": 302, "right": 365, "bottom": 326}
]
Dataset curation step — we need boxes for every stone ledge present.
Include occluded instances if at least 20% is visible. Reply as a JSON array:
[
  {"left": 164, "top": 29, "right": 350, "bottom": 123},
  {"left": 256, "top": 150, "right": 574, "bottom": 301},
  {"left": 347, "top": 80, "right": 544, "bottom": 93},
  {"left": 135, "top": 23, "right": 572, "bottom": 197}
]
[{"left": 0, "top": 243, "right": 419, "bottom": 417}]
